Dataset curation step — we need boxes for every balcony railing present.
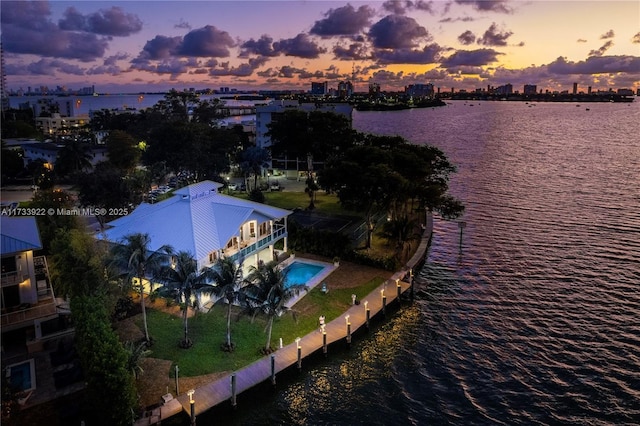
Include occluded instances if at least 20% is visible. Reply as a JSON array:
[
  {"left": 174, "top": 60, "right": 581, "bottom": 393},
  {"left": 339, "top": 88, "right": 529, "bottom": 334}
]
[
  {"left": 1, "top": 271, "right": 26, "bottom": 288},
  {"left": 226, "top": 227, "right": 287, "bottom": 263},
  {"left": 1, "top": 300, "right": 58, "bottom": 327}
]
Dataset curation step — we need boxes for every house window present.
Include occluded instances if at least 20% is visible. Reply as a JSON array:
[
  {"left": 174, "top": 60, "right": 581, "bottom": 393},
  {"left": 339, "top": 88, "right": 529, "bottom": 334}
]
[
  {"left": 250, "top": 222, "right": 255, "bottom": 237},
  {"left": 209, "top": 252, "right": 218, "bottom": 263}
]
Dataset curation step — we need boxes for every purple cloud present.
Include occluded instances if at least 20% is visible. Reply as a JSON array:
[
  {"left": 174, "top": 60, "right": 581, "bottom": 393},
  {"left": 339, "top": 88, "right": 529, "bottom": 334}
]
[
  {"left": 310, "top": 4, "right": 374, "bottom": 36},
  {"left": 369, "top": 15, "right": 430, "bottom": 49},
  {"left": 240, "top": 35, "right": 279, "bottom": 57},
  {"left": 458, "top": 30, "right": 476, "bottom": 45},
  {"left": 59, "top": 6, "right": 143, "bottom": 36},
  {"left": 333, "top": 43, "right": 370, "bottom": 60},
  {"left": 454, "top": 0, "right": 513, "bottom": 14},
  {"left": 633, "top": 32, "right": 640, "bottom": 44},
  {"left": 577, "top": 38, "right": 588, "bottom": 43},
  {"left": 133, "top": 36, "right": 182, "bottom": 62},
  {"left": 382, "top": 1, "right": 435, "bottom": 15},
  {"left": 441, "top": 49, "right": 503, "bottom": 67},
  {"left": 273, "top": 34, "right": 326, "bottom": 59},
  {"left": 600, "top": 30, "right": 615, "bottom": 39},
  {"left": 547, "top": 55, "right": 640, "bottom": 74},
  {"left": 1, "top": 1, "right": 107, "bottom": 61},
  {"left": 589, "top": 40, "right": 614, "bottom": 57},
  {"left": 374, "top": 44, "right": 443, "bottom": 64},
  {"left": 178, "top": 25, "right": 236, "bottom": 57},
  {"left": 209, "top": 57, "right": 269, "bottom": 77},
  {"left": 478, "top": 23, "right": 513, "bottom": 46}
]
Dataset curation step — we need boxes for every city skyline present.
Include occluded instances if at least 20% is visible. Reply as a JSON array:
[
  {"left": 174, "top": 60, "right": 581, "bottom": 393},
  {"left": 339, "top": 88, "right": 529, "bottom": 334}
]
[{"left": 2, "top": 1, "right": 639, "bottom": 94}]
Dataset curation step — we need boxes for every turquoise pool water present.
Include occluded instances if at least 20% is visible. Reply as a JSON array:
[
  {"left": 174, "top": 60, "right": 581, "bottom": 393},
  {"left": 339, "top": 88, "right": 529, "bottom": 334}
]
[
  {"left": 7, "top": 360, "right": 34, "bottom": 391},
  {"left": 283, "top": 261, "right": 323, "bottom": 288}
]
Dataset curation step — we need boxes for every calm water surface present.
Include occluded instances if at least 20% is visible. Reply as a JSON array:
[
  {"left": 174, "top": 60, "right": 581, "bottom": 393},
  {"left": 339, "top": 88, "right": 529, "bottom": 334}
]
[
  {"left": 30, "top": 96, "right": 635, "bottom": 424},
  {"left": 194, "top": 100, "right": 639, "bottom": 425}
]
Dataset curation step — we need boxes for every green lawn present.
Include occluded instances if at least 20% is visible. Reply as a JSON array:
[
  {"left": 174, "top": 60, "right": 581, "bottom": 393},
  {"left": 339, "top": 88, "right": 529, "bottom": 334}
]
[
  {"left": 233, "top": 189, "right": 362, "bottom": 218},
  {"left": 140, "top": 277, "right": 385, "bottom": 377}
]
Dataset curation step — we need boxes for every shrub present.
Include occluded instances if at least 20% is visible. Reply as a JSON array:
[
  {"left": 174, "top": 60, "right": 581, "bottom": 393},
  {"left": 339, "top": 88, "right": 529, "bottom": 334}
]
[{"left": 248, "top": 189, "right": 265, "bottom": 203}]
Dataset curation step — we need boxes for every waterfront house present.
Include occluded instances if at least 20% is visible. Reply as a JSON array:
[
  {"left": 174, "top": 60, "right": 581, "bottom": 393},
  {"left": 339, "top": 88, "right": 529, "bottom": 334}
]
[{"left": 99, "top": 180, "right": 292, "bottom": 301}]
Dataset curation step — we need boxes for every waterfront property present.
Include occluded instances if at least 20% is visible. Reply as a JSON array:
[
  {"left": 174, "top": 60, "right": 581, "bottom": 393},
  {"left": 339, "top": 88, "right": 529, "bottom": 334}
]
[{"left": 100, "top": 180, "right": 292, "bottom": 302}]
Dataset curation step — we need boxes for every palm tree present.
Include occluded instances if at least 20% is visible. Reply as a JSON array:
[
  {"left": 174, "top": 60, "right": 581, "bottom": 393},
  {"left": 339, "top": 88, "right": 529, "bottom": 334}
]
[
  {"left": 210, "top": 257, "right": 246, "bottom": 352},
  {"left": 124, "top": 341, "right": 151, "bottom": 380},
  {"left": 109, "top": 233, "right": 174, "bottom": 345},
  {"left": 55, "top": 140, "right": 93, "bottom": 179},
  {"left": 244, "top": 261, "right": 307, "bottom": 354},
  {"left": 155, "top": 251, "right": 215, "bottom": 348},
  {"left": 239, "top": 146, "right": 271, "bottom": 191}
]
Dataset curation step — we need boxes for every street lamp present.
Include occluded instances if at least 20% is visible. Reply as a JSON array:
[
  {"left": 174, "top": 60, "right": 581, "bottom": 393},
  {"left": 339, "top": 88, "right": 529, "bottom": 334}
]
[{"left": 226, "top": 176, "right": 230, "bottom": 194}]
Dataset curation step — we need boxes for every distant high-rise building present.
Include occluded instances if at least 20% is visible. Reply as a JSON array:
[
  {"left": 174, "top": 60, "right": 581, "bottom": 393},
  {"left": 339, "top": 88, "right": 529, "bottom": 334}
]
[
  {"left": 573, "top": 82, "right": 578, "bottom": 95},
  {"left": 368, "top": 82, "right": 381, "bottom": 97},
  {"left": 337, "top": 81, "right": 353, "bottom": 98},
  {"left": 1, "top": 43, "right": 9, "bottom": 112},
  {"left": 524, "top": 84, "right": 537, "bottom": 95},
  {"left": 495, "top": 84, "right": 513, "bottom": 96},
  {"left": 311, "top": 81, "right": 328, "bottom": 95},
  {"left": 588, "top": 86, "right": 592, "bottom": 95},
  {"left": 405, "top": 83, "right": 434, "bottom": 97}
]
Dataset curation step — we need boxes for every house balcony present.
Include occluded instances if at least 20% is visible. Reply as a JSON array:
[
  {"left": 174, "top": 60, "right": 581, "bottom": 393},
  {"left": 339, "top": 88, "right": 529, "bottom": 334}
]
[
  {"left": 223, "top": 227, "right": 287, "bottom": 263},
  {"left": 1, "top": 298, "right": 58, "bottom": 330},
  {"left": 1, "top": 271, "right": 31, "bottom": 288}
]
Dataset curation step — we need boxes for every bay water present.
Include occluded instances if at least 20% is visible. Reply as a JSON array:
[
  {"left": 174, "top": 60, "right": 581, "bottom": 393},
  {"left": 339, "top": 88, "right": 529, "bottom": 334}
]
[{"left": 201, "top": 100, "right": 640, "bottom": 425}]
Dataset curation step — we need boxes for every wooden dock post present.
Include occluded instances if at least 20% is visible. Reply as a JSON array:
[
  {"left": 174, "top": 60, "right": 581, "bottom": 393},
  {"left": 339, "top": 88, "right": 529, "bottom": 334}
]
[
  {"left": 231, "top": 373, "right": 237, "bottom": 408},
  {"left": 322, "top": 328, "right": 327, "bottom": 356},
  {"left": 396, "top": 279, "right": 401, "bottom": 302},
  {"left": 296, "top": 337, "right": 302, "bottom": 370},
  {"left": 175, "top": 365, "right": 179, "bottom": 396},
  {"left": 270, "top": 354, "right": 276, "bottom": 386},
  {"left": 410, "top": 269, "right": 414, "bottom": 301},
  {"left": 364, "top": 300, "right": 370, "bottom": 330},
  {"left": 346, "top": 315, "right": 351, "bottom": 346},
  {"left": 381, "top": 289, "right": 386, "bottom": 316}
]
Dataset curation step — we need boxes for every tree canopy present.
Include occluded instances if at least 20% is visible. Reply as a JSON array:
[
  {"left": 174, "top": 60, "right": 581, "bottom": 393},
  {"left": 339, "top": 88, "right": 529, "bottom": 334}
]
[
  {"left": 266, "top": 109, "right": 355, "bottom": 163},
  {"left": 319, "top": 134, "right": 464, "bottom": 248}
]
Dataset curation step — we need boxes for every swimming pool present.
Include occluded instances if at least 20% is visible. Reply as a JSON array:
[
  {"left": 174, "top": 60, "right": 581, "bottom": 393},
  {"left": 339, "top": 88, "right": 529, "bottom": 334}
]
[
  {"left": 5, "top": 359, "right": 36, "bottom": 392},
  {"left": 280, "top": 258, "right": 336, "bottom": 307},
  {"left": 283, "top": 261, "right": 324, "bottom": 288}
]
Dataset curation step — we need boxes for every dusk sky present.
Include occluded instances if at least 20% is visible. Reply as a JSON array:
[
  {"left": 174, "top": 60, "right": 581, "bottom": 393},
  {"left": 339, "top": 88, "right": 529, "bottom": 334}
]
[{"left": 2, "top": 1, "right": 639, "bottom": 94}]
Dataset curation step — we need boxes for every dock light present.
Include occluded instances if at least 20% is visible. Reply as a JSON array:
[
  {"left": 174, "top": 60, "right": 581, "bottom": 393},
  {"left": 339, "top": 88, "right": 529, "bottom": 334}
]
[
  {"left": 295, "top": 337, "right": 301, "bottom": 348},
  {"left": 296, "top": 337, "right": 302, "bottom": 370},
  {"left": 364, "top": 300, "right": 370, "bottom": 328},
  {"left": 345, "top": 315, "right": 350, "bottom": 325},
  {"left": 187, "top": 389, "right": 196, "bottom": 426},
  {"left": 381, "top": 289, "right": 387, "bottom": 315},
  {"left": 395, "top": 278, "right": 399, "bottom": 287}
]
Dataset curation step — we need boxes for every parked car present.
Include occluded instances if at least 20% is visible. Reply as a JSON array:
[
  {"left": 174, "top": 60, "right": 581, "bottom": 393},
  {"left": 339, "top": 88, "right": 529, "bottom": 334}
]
[
  {"left": 270, "top": 182, "right": 280, "bottom": 191},
  {"left": 228, "top": 182, "right": 238, "bottom": 191}
]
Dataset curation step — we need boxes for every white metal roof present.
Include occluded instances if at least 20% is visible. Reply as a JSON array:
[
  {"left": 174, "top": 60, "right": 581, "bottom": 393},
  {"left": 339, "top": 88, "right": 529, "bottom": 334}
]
[{"left": 100, "top": 180, "right": 291, "bottom": 260}]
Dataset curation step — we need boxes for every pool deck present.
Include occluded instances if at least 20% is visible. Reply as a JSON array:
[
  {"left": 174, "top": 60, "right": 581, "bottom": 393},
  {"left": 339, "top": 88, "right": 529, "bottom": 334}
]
[{"left": 136, "top": 213, "right": 434, "bottom": 424}]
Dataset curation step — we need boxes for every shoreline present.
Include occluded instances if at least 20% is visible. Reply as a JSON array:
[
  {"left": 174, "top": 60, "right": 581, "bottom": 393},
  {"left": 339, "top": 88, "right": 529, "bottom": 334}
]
[{"left": 137, "top": 212, "right": 434, "bottom": 425}]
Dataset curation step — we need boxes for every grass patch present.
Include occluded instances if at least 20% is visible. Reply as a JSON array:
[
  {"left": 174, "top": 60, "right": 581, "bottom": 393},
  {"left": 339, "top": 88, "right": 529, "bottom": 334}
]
[
  {"left": 139, "top": 277, "right": 385, "bottom": 377},
  {"left": 234, "top": 190, "right": 361, "bottom": 218}
]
